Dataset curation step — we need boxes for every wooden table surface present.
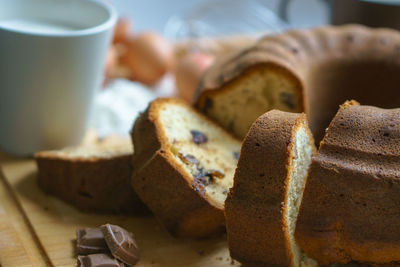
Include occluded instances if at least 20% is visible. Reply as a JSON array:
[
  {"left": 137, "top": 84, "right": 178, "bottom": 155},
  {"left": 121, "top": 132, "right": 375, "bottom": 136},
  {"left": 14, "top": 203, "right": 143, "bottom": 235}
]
[{"left": 0, "top": 151, "right": 237, "bottom": 267}]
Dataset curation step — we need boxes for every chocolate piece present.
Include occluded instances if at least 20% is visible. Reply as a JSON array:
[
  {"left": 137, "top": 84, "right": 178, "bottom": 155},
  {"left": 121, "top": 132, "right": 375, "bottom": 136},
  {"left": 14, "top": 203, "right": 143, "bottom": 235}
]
[
  {"left": 206, "top": 169, "right": 225, "bottom": 179},
  {"left": 76, "top": 228, "right": 108, "bottom": 255},
  {"left": 100, "top": 224, "right": 140, "bottom": 266},
  {"left": 178, "top": 153, "right": 199, "bottom": 165},
  {"left": 195, "top": 174, "right": 212, "bottom": 186},
  {"left": 190, "top": 130, "right": 208, "bottom": 144},
  {"left": 77, "top": 253, "right": 125, "bottom": 267}
]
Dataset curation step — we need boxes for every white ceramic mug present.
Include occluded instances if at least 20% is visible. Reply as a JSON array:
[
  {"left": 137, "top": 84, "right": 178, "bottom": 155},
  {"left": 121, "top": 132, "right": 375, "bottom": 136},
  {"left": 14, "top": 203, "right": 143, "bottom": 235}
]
[{"left": 0, "top": 0, "right": 117, "bottom": 155}]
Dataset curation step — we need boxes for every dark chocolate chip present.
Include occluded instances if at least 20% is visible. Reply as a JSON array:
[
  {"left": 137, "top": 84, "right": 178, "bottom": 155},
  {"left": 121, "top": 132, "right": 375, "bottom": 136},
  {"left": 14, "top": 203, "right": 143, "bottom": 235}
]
[
  {"left": 195, "top": 175, "right": 213, "bottom": 186},
  {"left": 192, "top": 180, "right": 206, "bottom": 195},
  {"left": 100, "top": 224, "right": 140, "bottom": 266},
  {"left": 279, "top": 92, "right": 296, "bottom": 110},
  {"left": 191, "top": 130, "right": 208, "bottom": 144},
  {"left": 178, "top": 153, "right": 199, "bottom": 165},
  {"left": 76, "top": 228, "right": 108, "bottom": 255}
]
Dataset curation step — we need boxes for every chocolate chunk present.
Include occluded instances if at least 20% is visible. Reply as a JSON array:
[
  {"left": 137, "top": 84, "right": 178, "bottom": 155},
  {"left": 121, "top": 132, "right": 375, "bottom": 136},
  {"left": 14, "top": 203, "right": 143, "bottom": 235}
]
[
  {"left": 195, "top": 175, "right": 213, "bottom": 186},
  {"left": 206, "top": 169, "right": 225, "bottom": 179},
  {"left": 178, "top": 153, "right": 199, "bottom": 165},
  {"left": 77, "top": 253, "right": 125, "bottom": 267},
  {"left": 233, "top": 151, "right": 240, "bottom": 160},
  {"left": 100, "top": 224, "right": 140, "bottom": 266},
  {"left": 190, "top": 130, "right": 208, "bottom": 144},
  {"left": 279, "top": 92, "right": 295, "bottom": 109},
  {"left": 76, "top": 228, "right": 108, "bottom": 255},
  {"left": 194, "top": 168, "right": 225, "bottom": 186}
]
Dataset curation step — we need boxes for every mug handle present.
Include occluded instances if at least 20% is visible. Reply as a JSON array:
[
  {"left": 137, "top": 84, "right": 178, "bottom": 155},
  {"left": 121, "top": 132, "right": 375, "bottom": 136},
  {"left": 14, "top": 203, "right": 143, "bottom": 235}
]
[{"left": 278, "top": 0, "right": 331, "bottom": 23}]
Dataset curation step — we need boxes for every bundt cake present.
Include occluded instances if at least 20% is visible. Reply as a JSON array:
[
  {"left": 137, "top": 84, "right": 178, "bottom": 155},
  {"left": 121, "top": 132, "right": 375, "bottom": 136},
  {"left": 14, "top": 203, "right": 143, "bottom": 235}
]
[
  {"left": 35, "top": 135, "right": 145, "bottom": 214},
  {"left": 295, "top": 101, "right": 400, "bottom": 265},
  {"left": 225, "top": 110, "right": 317, "bottom": 266},
  {"left": 131, "top": 98, "right": 241, "bottom": 238},
  {"left": 195, "top": 24, "right": 400, "bottom": 142}
]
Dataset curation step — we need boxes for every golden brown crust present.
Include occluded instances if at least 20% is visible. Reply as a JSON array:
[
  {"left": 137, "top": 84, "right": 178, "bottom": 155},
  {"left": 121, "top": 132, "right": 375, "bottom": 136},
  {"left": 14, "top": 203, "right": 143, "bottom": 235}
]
[
  {"left": 195, "top": 24, "right": 400, "bottom": 142},
  {"left": 131, "top": 98, "right": 227, "bottom": 238},
  {"left": 225, "top": 110, "right": 315, "bottom": 266},
  {"left": 295, "top": 101, "right": 400, "bottom": 265},
  {"left": 35, "top": 154, "right": 145, "bottom": 214}
]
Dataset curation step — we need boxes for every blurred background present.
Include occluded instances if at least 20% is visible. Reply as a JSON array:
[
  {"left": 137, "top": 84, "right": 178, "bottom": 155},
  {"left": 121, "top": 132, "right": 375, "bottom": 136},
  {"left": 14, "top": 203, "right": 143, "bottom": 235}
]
[
  {"left": 95, "top": 0, "right": 400, "bottom": 137},
  {"left": 112, "top": 0, "right": 329, "bottom": 33}
]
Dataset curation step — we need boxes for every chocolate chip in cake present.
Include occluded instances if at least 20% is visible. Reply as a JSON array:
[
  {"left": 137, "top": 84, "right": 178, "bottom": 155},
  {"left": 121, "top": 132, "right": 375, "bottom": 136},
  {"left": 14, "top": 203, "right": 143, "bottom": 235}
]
[
  {"left": 178, "top": 153, "right": 199, "bottom": 165},
  {"left": 191, "top": 130, "right": 208, "bottom": 144},
  {"left": 233, "top": 151, "right": 240, "bottom": 160},
  {"left": 206, "top": 169, "right": 225, "bottom": 179},
  {"left": 279, "top": 92, "right": 295, "bottom": 110},
  {"left": 194, "top": 168, "right": 225, "bottom": 187},
  {"left": 195, "top": 175, "right": 213, "bottom": 186}
]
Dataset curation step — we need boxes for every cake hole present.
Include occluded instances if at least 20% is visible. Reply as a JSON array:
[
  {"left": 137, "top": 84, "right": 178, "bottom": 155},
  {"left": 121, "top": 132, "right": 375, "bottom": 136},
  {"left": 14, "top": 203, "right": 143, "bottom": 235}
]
[
  {"left": 255, "top": 143, "right": 260, "bottom": 147},
  {"left": 339, "top": 194, "right": 344, "bottom": 197},
  {"left": 383, "top": 132, "right": 390, "bottom": 137},
  {"left": 259, "top": 173, "right": 265, "bottom": 177}
]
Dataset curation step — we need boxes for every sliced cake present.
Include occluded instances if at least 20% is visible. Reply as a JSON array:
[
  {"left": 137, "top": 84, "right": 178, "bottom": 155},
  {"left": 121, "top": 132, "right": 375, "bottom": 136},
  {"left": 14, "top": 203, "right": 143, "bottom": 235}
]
[
  {"left": 131, "top": 98, "right": 241, "bottom": 238},
  {"left": 295, "top": 101, "right": 400, "bottom": 265},
  {"left": 35, "top": 134, "right": 145, "bottom": 214},
  {"left": 195, "top": 25, "right": 400, "bottom": 142},
  {"left": 225, "top": 110, "right": 316, "bottom": 266}
]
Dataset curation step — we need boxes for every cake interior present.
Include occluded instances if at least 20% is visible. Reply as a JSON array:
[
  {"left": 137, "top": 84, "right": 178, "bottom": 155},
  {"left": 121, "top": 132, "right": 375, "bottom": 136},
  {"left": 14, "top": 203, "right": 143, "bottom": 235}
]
[
  {"left": 159, "top": 103, "right": 241, "bottom": 209},
  {"left": 203, "top": 66, "right": 302, "bottom": 139},
  {"left": 286, "top": 123, "right": 316, "bottom": 267}
]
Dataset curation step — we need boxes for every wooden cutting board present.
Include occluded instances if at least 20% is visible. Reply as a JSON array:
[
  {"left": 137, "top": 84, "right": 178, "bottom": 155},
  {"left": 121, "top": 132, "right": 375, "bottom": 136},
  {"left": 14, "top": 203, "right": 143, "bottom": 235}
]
[{"left": 0, "top": 152, "right": 238, "bottom": 267}]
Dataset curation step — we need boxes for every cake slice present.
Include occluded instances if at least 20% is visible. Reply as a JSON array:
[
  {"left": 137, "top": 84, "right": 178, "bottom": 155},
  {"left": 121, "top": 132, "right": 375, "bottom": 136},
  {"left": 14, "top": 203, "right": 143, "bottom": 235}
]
[
  {"left": 35, "top": 134, "right": 145, "bottom": 214},
  {"left": 131, "top": 98, "right": 241, "bottom": 238},
  {"left": 295, "top": 101, "right": 400, "bottom": 265},
  {"left": 225, "top": 110, "right": 317, "bottom": 266}
]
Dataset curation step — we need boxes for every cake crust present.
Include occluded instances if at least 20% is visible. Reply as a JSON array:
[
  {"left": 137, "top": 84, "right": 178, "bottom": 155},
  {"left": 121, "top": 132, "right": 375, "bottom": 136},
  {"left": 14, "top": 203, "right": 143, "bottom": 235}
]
[
  {"left": 295, "top": 101, "right": 400, "bottom": 265},
  {"left": 225, "top": 110, "right": 316, "bottom": 266}
]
